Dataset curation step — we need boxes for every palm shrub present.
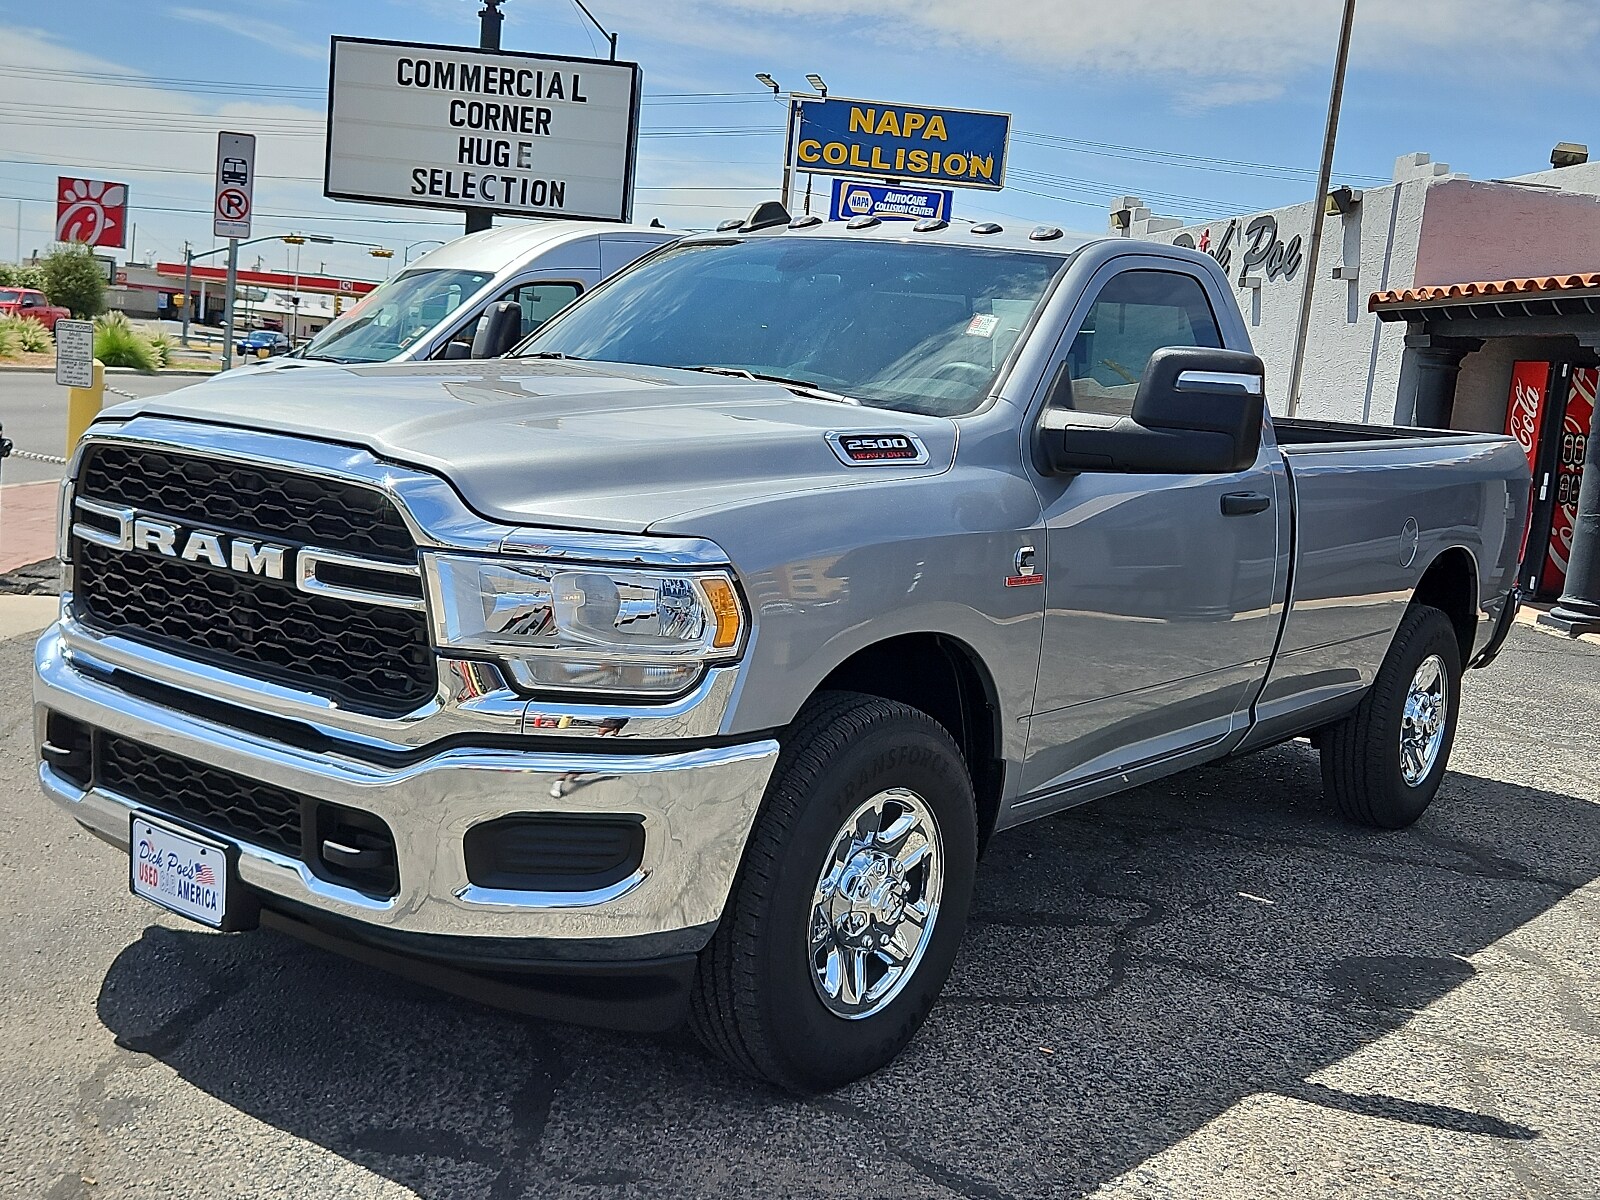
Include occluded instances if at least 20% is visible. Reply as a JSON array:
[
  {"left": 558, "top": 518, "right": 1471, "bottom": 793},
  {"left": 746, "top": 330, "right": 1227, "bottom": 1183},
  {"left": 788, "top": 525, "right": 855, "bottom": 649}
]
[
  {"left": 0, "top": 321, "right": 18, "bottom": 361},
  {"left": 94, "top": 312, "right": 156, "bottom": 372},
  {"left": 1, "top": 316, "right": 54, "bottom": 354},
  {"left": 146, "top": 330, "right": 174, "bottom": 368}
]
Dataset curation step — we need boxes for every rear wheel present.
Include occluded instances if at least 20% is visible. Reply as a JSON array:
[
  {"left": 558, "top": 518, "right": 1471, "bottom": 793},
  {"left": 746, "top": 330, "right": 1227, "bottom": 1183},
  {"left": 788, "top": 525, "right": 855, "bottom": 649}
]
[
  {"left": 1320, "top": 604, "right": 1463, "bottom": 829},
  {"left": 690, "top": 691, "right": 977, "bottom": 1092}
]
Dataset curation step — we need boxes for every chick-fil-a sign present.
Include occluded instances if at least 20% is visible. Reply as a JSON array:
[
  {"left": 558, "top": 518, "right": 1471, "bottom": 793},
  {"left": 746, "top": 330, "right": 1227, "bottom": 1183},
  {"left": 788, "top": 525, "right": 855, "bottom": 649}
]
[{"left": 55, "top": 177, "right": 128, "bottom": 249}]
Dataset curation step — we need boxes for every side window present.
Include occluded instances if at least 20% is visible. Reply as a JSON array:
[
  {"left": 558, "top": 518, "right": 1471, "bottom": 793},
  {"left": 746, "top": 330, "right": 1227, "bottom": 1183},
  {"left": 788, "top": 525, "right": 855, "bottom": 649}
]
[
  {"left": 22, "top": 292, "right": 40, "bottom": 308},
  {"left": 1062, "top": 270, "right": 1222, "bottom": 417},
  {"left": 498, "top": 281, "right": 582, "bottom": 338}
]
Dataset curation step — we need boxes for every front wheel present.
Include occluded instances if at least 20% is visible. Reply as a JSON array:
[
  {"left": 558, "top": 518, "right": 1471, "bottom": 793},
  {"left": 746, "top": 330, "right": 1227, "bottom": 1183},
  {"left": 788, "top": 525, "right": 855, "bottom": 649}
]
[
  {"left": 690, "top": 691, "right": 977, "bottom": 1092},
  {"left": 1320, "top": 604, "right": 1463, "bottom": 829}
]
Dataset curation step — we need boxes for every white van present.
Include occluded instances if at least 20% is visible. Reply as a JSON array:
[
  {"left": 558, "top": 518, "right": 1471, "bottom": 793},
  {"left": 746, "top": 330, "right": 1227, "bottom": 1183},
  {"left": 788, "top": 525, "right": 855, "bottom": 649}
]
[{"left": 261, "top": 221, "right": 679, "bottom": 368}]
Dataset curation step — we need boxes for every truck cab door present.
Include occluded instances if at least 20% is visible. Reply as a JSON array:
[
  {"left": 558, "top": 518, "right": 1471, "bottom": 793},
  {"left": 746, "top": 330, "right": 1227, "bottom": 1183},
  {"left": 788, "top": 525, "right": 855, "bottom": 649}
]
[{"left": 1020, "top": 262, "right": 1289, "bottom": 802}]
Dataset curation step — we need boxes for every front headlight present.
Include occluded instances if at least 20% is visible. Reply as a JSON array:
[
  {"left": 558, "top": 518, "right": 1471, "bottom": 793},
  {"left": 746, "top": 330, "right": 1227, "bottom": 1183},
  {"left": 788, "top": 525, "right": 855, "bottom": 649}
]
[{"left": 428, "top": 554, "right": 745, "bottom": 697}]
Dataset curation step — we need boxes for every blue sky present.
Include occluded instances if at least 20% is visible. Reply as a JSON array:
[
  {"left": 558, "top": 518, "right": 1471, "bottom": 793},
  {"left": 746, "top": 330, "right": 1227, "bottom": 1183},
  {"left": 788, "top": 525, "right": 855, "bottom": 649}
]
[{"left": 1, "top": 0, "right": 1596, "bottom": 280}]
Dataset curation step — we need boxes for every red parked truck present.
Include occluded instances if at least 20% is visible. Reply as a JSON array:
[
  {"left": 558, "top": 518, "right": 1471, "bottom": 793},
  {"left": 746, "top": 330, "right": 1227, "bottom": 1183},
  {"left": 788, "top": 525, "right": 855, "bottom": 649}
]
[{"left": 0, "top": 287, "right": 70, "bottom": 331}]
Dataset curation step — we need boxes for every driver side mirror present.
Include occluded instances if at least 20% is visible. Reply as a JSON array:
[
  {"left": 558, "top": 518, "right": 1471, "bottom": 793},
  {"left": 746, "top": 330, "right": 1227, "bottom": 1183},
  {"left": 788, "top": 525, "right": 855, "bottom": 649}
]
[
  {"left": 470, "top": 301, "right": 525, "bottom": 359},
  {"left": 1040, "top": 346, "right": 1266, "bottom": 475}
]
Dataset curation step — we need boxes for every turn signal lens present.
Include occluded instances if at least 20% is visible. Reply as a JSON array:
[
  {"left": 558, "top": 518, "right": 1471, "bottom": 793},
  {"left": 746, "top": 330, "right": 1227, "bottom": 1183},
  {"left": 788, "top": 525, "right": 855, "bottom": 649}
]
[{"left": 703, "top": 577, "right": 742, "bottom": 649}]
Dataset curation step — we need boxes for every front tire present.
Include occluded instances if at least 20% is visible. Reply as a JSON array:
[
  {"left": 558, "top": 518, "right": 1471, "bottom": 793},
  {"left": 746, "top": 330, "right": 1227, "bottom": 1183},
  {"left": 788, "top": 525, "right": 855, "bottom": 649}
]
[
  {"left": 1320, "top": 604, "right": 1463, "bottom": 829},
  {"left": 690, "top": 691, "right": 977, "bottom": 1092}
]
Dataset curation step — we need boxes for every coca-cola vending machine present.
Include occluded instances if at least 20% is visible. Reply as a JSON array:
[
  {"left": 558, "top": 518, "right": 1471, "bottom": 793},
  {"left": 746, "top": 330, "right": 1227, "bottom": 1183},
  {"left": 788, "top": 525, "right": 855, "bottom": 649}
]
[{"left": 1507, "top": 361, "right": 1596, "bottom": 598}]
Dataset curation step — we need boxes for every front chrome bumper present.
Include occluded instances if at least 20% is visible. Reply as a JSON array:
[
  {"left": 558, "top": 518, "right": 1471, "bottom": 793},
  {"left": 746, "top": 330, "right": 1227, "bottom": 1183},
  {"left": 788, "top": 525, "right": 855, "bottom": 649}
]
[{"left": 35, "top": 624, "right": 778, "bottom": 954}]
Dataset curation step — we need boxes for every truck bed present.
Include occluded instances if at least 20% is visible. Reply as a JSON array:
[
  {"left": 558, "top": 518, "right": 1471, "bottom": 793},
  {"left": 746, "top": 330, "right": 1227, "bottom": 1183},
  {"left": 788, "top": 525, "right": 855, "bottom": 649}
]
[{"left": 1273, "top": 417, "right": 1506, "bottom": 451}]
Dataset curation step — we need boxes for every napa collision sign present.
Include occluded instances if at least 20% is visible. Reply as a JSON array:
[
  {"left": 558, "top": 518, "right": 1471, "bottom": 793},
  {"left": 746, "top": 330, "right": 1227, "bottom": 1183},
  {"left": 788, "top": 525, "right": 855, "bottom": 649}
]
[
  {"left": 795, "top": 97, "right": 1009, "bottom": 190},
  {"left": 324, "top": 37, "right": 642, "bottom": 222}
]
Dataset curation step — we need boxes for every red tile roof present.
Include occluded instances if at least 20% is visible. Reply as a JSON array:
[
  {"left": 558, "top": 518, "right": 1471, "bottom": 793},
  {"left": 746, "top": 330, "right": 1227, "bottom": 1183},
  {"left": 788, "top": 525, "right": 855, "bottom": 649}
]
[{"left": 1370, "top": 272, "right": 1600, "bottom": 310}]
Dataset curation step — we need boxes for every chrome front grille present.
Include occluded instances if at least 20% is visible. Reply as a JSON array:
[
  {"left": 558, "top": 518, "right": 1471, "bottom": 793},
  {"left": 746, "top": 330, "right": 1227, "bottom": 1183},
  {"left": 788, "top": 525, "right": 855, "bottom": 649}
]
[{"left": 70, "top": 442, "right": 437, "bottom": 718}]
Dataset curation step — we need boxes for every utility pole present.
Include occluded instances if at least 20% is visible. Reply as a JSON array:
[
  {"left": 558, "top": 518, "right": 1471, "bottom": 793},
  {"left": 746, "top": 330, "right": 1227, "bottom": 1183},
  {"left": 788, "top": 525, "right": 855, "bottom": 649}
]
[
  {"left": 1284, "top": 0, "right": 1357, "bottom": 418},
  {"left": 465, "top": 0, "right": 506, "bottom": 236},
  {"left": 180, "top": 243, "right": 192, "bottom": 347}
]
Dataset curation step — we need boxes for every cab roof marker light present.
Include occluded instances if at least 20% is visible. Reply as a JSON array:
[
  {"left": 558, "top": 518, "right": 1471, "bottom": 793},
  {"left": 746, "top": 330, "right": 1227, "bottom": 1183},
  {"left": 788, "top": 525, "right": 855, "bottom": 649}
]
[
  {"left": 845, "top": 215, "right": 881, "bottom": 230},
  {"left": 1029, "top": 225, "right": 1064, "bottom": 241},
  {"left": 740, "top": 200, "right": 792, "bottom": 232},
  {"left": 789, "top": 215, "right": 823, "bottom": 229},
  {"left": 971, "top": 222, "right": 1003, "bottom": 235},
  {"left": 912, "top": 218, "right": 948, "bottom": 232},
  {"left": 715, "top": 218, "right": 744, "bottom": 232}
]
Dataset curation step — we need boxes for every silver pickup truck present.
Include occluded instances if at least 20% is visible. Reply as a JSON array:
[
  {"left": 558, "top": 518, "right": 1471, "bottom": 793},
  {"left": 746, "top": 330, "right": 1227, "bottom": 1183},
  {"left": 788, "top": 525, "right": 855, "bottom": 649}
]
[{"left": 36, "top": 218, "right": 1528, "bottom": 1091}]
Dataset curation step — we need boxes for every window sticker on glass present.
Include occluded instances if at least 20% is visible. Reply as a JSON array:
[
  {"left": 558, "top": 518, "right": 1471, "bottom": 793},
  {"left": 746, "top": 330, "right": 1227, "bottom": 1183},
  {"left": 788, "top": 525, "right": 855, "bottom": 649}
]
[{"left": 966, "top": 314, "right": 1000, "bottom": 338}]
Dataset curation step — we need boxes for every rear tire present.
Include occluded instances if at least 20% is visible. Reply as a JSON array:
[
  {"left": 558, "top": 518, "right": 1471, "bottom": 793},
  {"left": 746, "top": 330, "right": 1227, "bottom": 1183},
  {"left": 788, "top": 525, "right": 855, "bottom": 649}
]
[
  {"left": 1320, "top": 604, "right": 1462, "bottom": 829},
  {"left": 690, "top": 691, "right": 977, "bottom": 1092}
]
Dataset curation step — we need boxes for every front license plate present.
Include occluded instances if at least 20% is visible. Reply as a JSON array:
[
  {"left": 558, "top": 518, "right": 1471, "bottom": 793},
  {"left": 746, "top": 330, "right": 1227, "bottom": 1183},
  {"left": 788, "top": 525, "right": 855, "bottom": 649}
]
[{"left": 130, "top": 815, "right": 229, "bottom": 929}]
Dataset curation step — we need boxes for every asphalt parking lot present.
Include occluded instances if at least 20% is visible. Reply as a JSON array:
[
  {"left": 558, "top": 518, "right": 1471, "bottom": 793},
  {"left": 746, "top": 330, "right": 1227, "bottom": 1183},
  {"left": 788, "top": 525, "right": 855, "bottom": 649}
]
[{"left": 2, "top": 618, "right": 1596, "bottom": 1200}]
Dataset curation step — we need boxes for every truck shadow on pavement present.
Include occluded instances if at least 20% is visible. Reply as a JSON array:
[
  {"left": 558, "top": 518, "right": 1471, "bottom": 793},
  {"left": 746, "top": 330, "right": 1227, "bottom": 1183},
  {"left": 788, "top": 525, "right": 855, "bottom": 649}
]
[{"left": 94, "top": 742, "right": 1592, "bottom": 1199}]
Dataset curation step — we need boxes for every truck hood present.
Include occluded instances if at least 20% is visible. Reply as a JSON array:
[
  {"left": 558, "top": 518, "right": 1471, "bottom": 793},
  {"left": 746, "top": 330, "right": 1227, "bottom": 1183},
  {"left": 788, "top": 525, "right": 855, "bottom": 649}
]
[{"left": 112, "top": 359, "right": 958, "bottom": 534}]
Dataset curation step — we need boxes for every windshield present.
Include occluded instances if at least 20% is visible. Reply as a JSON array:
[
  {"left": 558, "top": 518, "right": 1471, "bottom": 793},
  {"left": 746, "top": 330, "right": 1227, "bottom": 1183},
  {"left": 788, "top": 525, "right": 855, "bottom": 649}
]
[
  {"left": 299, "top": 268, "right": 493, "bottom": 363},
  {"left": 515, "top": 237, "right": 1065, "bottom": 416}
]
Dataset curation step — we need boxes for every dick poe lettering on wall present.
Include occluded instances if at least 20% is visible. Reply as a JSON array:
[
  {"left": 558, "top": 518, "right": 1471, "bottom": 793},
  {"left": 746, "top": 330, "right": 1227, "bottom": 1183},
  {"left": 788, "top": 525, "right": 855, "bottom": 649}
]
[
  {"left": 1174, "top": 214, "right": 1305, "bottom": 286},
  {"left": 795, "top": 97, "right": 1010, "bottom": 191},
  {"left": 324, "top": 37, "right": 642, "bottom": 222}
]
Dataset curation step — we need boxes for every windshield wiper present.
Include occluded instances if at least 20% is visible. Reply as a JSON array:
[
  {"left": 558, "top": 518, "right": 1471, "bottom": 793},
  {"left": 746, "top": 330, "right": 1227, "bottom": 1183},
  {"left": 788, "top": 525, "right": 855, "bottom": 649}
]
[
  {"left": 681, "top": 365, "right": 858, "bottom": 405},
  {"left": 525, "top": 350, "right": 583, "bottom": 360}
]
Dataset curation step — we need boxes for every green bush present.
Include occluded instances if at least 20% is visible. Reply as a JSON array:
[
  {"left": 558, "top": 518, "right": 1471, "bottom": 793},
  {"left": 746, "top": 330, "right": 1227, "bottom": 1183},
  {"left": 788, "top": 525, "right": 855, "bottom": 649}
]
[
  {"left": 0, "top": 316, "right": 54, "bottom": 354},
  {"left": 94, "top": 312, "right": 156, "bottom": 371},
  {"left": 41, "top": 244, "right": 106, "bottom": 317},
  {"left": 0, "top": 262, "right": 44, "bottom": 290},
  {"left": 0, "top": 321, "right": 18, "bottom": 361}
]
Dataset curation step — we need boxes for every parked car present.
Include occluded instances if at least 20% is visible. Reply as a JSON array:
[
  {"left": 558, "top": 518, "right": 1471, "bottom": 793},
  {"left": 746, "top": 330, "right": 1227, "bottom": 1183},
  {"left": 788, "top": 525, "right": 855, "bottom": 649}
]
[
  {"left": 0, "top": 287, "right": 70, "bottom": 331},
  {"left": 37, "top": 218, "right": 1529, "bottom": 1093},
  {"left": 240, "top": 220, "right": 681, "bottom": 372},
  {"left": 235, "top": 329, "right": 290, "bottom": 357}
]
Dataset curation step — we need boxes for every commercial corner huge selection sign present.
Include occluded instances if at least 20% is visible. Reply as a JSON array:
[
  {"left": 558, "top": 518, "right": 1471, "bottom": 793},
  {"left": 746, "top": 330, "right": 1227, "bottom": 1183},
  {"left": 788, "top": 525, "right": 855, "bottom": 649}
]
[{"left": 325, "top": 37, "right": 641, "bottom": 222}]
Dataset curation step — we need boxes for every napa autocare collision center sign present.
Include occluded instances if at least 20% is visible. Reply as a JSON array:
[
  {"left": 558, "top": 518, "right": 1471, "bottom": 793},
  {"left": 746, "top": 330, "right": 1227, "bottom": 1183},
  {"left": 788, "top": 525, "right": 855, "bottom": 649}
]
[
  {"left": 796, "top": 97, "right": 1009, "bottom": 190},
  {"left": 325, "top": 37, "right": 641, "bottom": 221}
]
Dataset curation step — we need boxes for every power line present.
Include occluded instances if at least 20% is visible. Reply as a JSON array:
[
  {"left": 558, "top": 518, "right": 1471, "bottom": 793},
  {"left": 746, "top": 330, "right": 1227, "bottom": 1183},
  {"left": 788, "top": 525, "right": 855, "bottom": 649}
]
[
  {"left": 0, "top": 192, "right": 464, "bottom": 228},
  {"left": 1013, "top": 129, "right": 1389, "bottom": 187}
]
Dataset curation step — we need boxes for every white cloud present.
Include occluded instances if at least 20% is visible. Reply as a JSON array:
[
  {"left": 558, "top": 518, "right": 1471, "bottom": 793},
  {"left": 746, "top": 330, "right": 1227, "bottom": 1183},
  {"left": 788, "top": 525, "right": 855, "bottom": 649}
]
[
  {"left": 668, "top": 0, "right": 1600, "bottom": 105},
  {"left": 0, "top": 27, "right": 460, "bottom": 270},
  {"left": 168, "top": 7, "right": 326, "bottom": 63}
]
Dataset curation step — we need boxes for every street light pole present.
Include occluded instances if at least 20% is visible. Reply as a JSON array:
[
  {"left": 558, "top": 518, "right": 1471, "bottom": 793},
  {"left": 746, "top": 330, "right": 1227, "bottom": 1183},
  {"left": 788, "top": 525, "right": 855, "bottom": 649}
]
[
  {"left": 465, "top": 0, "right": 506, "bottom": 236},
  {"left": 1284, "top": 0, "right": 1357, "bottom": 418},
  {"left": 758, "top": 73, "right": 825, "bottom": 214}
]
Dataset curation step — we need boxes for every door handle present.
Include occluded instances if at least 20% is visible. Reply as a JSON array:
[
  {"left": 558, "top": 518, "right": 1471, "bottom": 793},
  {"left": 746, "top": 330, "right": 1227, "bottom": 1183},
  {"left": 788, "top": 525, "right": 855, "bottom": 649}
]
[{"left": 1221, "top": 491, "right": 1272, "bottom": 516}]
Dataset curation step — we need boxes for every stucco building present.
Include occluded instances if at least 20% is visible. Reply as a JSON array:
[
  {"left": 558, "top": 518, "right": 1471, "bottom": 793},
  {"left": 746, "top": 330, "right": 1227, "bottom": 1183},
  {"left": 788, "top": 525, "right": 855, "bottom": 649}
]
[{"left": 1113, "top": 150, "right": 1600, "bottom": 629}]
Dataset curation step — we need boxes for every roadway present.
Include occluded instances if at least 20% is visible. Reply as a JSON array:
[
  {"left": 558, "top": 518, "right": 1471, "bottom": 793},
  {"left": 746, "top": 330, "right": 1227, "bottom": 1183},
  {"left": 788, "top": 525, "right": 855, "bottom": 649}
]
[
  {"left": 0, "top": 373, "right": 201, "bottom": 485},
  {"left": 1, "top": 617, "right": 1596, "bottom": 1199}
]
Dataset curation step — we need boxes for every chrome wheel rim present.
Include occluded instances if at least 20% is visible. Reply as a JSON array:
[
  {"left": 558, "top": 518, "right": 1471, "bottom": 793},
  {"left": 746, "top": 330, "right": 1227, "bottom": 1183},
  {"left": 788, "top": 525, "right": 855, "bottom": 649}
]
[
  {"left": 1400, "top": 654, "right": 1449, "bottom": 786},
  {"left": 809, "top": 788, "right": 944, "bottom": 1020}
]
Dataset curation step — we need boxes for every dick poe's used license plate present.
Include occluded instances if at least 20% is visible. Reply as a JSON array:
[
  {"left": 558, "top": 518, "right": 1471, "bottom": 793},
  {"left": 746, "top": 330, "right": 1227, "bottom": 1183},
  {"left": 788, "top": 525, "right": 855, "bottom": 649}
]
[{"left": 131, "top": 815, "right": 228, "bottom": 928}]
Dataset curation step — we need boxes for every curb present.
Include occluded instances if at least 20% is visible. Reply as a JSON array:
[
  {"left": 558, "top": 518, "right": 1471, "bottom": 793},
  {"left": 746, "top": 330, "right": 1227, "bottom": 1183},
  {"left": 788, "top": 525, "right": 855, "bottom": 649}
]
[
  {"left": 0, "top": 558, "right": 59, "bottom": 597},
  {"left": 1513, "top": 603, "right": 1600, "bottom": 648},
  {"left": 0, "top": 365, "right": 216, "bottom": 376}
]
